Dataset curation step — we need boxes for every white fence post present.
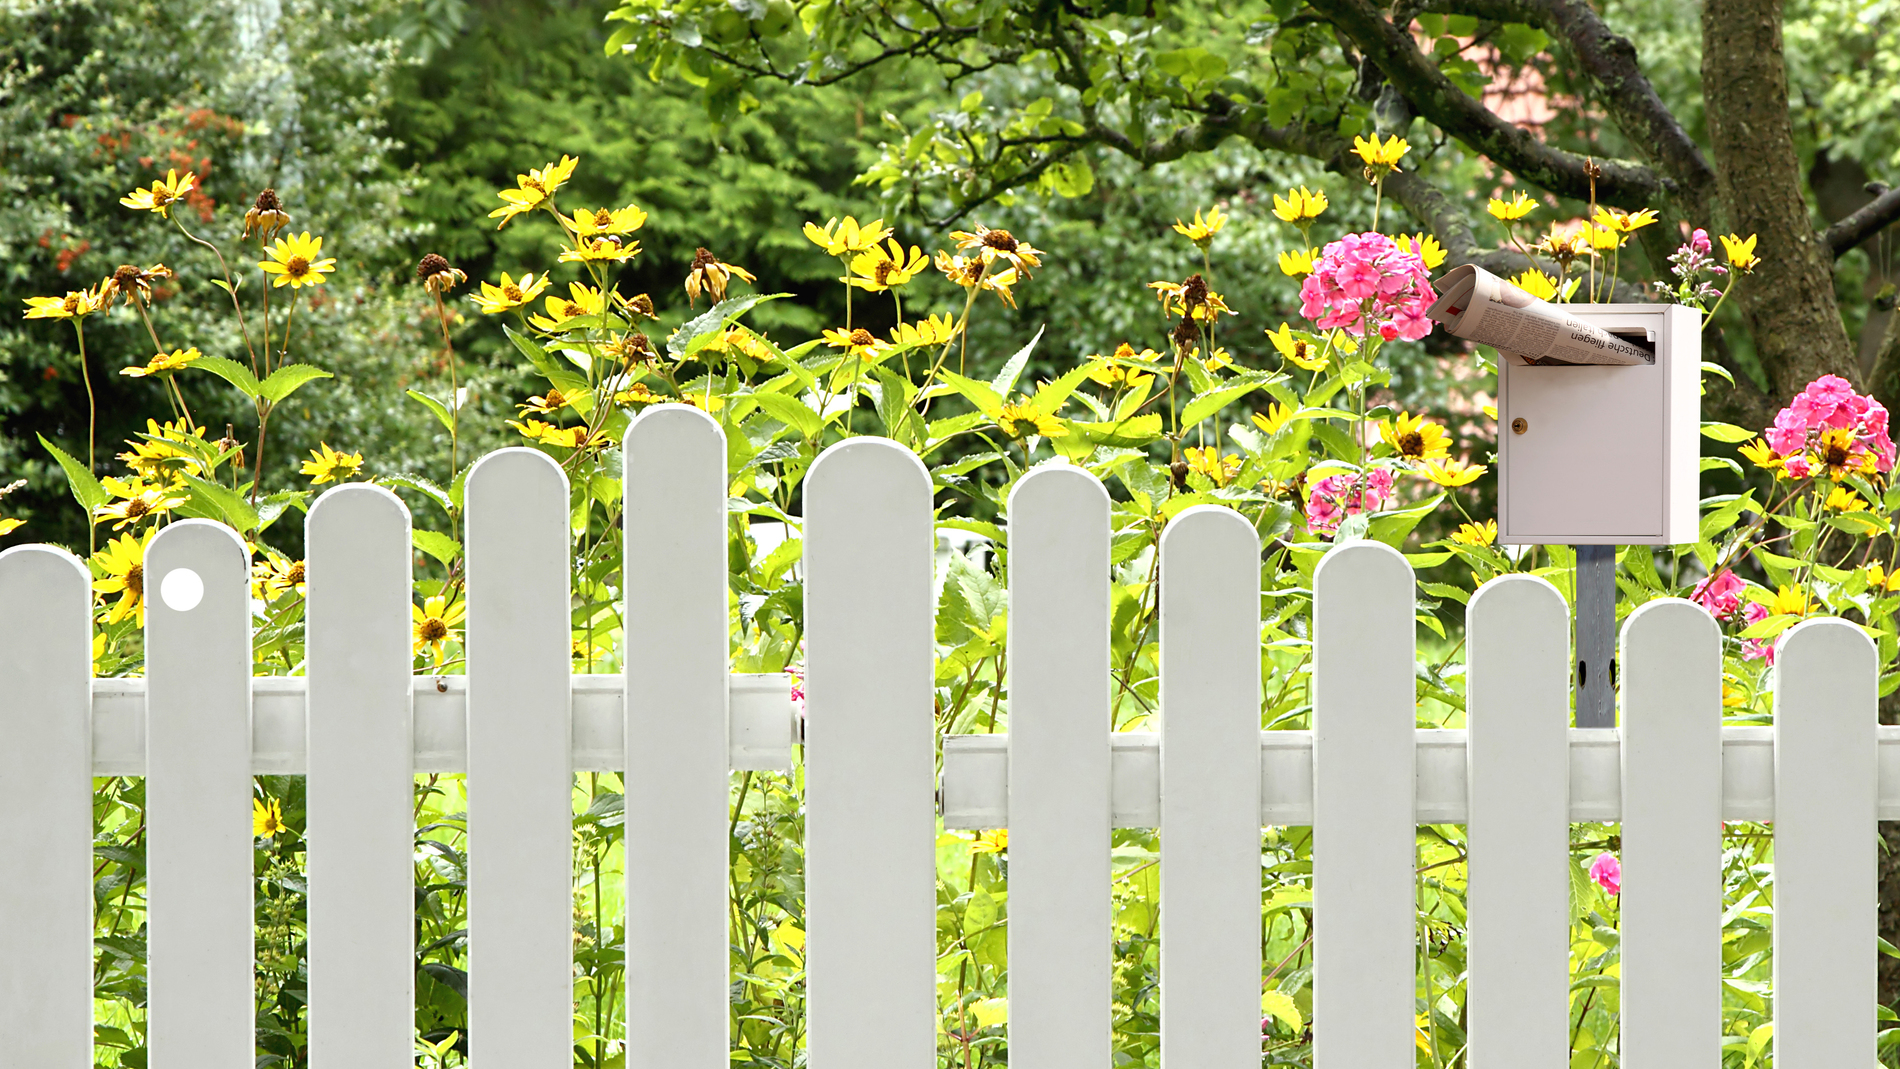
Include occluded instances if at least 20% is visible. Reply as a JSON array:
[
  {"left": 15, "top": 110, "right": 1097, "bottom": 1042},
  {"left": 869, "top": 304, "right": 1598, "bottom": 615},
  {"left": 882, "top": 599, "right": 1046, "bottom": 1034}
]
[
  {"left": 1465, "top": 574, "right": 1571, "bottom": 1067},
  {"left": 1772, "top": 617, "right": 1877, "bottom": 1067},
  {"left": 805, "top": 437, "right": 937, "bottom": 1069},
  {"left": 624, "top": 405, "right": 731, "bottom": 1069},
  {"left": 306, "top": 485, "right": 415, "bottom": 1067},
  {"left": 465, "top": 447, "right": 574, "bottom": 1066},
  {"left": 1158, "top": 504, "right": 1261, "bottom": 1069},
  {"left": 0, "top": 545, "right": 94, "bottom": 1065},
  {"left": 145, "top": 519, "right": 255, "bottom": 1068},
  {"left": 1006, "top": 465, "right": 1113, "bottom": 1069},
  {"left": 1619, "top": 598, "right": 1722, "bottom": 1068},
  {"left": 1311, "top": 540, "right": 1417, "bottom": 1066}
]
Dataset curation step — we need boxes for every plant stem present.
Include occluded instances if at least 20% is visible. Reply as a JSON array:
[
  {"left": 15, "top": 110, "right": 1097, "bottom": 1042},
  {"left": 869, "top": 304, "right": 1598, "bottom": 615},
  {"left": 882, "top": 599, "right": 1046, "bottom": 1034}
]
[{"left": 431, "top": 291, "right": 461, "bottom": 481}]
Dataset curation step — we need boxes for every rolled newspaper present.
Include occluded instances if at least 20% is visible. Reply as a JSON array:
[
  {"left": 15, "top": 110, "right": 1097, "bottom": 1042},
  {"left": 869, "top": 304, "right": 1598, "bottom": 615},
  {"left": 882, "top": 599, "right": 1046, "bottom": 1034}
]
[{"left": 1425, "top": 264, "right": 1651, "bottom": 366}]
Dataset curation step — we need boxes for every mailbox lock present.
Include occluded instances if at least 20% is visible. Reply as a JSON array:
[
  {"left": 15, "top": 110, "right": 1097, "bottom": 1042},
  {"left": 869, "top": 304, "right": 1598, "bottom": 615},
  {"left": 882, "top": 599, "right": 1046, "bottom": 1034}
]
[{"left": 1511, "top": 417, "right": 1528, "bottom": 435}]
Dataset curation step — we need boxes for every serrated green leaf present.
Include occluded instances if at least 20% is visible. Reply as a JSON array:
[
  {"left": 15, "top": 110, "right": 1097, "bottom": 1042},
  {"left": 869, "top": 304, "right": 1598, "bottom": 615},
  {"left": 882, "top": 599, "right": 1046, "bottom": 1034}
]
[
  {"left": 375, "top": 473, "right": 455, "bottom": 517},
  {"left": 666, "top": 292, "right": 786, "bottom": 358},
  {"left": 939, "top": 370, "right": 1004, "bottom": 416},
  {"left": 179, "top": 473, "right": 259, "bottom": 532},
  {"left": 1700, "top": 421, "right": 1758, "bottom": 443},
  {"left": 413, "top": 530, "right": 462, "bottom": 568},
  {"left": 188, "top": 355, "right": 262, "bottom": 398},
  {"left": 257, "top": 363, "right": 333, "bottom": 403},
  {"left": 988, "top": 325, "right": 1044, "bottom": 397},
  {"left": 748, "top": 392, "right": 823, "bottom": 440},
  {"left": 37, "top": 433, "right": 108, "bottom": 513},
  {"left": 1181, "top": 381, "right": 1260, "bottom": 427},
  {"left": 407, "top": 390, "right": 456, "bottom": 432}
]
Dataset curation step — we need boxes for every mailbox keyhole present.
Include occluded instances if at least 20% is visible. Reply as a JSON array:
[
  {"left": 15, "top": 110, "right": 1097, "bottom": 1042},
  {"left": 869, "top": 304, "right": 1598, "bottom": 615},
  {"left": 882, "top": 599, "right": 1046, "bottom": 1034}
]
[{"left": 1511, "top": 417, "right": 1528, "bottom": 435}]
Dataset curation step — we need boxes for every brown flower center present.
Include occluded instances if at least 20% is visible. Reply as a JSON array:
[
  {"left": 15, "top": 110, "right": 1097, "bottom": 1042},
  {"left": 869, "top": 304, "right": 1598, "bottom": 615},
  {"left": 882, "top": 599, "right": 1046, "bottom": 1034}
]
[
  {"left": 417, "top": 618, "right": 448, "bottom": 643},
  {"left": 849, "top": 328, "right": 876, "bottom": 347},
  {"left": 1397, "top": 431, "right": 1424, "bottom": 457},
  {"left": 692, "top": 247, "right": 718, "bottom": 270},
  {"left": 62, "top": 294, "right": 81, "bottom": 313},
  {"left": 286, "top": 256, "right": 310, "bottom": 277},
  {"left": 593, "top": 210, "right": 613, "bottom": 227},
  {"left": 982, "top": 229, "right": 1019, "bottom": 252},
  {"left": 562, "top": 301, "right": 584, "bottom": 318},
  {"left": 125, "top": 564, "right": 144, "bottom": 599},
  {"left": 285, "top": 561, "right": 305, "bottom": 585},
  {"left": 503, "top": 284, "right": 523, "bottom": 302},
  {"left": 124, "top": 498, "right": 152, "bottom": 519},
  {"left": 416, "top": 253, "right": 451, "bottom": 280},
  {"left": 875, "top": 260, "right": 896, "bottom": 284},
  {"left": 255, "top": 188, "right": 283, "bottom": 212},
  {"left": 1181, "top": 273, "right": 1209, "bottom": 309},
  {"left": 151, "top": 188, "right": 175, "bottom": 206},
  {"left": 1824, "top": 441, "right": 1852, "bottom": 467}
]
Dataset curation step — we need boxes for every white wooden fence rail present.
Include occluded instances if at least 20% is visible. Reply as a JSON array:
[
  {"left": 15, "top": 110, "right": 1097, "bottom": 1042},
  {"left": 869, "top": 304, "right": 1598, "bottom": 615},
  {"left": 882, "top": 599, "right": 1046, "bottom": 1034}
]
[{"left": 0, "top": 405, "right": 1883, "bottom": 1068}]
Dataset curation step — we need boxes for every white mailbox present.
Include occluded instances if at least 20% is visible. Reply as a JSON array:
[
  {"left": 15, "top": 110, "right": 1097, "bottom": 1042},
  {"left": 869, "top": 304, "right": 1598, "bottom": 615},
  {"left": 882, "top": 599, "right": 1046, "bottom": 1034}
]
[{"left": 1495, "top": 303, "right": 1701, "bottom": 545}]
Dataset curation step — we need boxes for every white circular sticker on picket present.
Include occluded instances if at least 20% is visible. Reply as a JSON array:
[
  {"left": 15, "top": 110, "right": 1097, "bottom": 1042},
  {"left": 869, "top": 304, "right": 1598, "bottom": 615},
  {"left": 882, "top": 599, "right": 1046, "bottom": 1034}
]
[{"left": 160, "top": 567, "right": 205, "bottom": 612}]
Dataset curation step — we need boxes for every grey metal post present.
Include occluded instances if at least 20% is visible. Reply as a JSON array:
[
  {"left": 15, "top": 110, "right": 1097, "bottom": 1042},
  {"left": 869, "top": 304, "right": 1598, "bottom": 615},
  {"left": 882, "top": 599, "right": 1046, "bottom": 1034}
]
[{"left": 1574, "top": 544, "right": 1617, "bottom": 727}]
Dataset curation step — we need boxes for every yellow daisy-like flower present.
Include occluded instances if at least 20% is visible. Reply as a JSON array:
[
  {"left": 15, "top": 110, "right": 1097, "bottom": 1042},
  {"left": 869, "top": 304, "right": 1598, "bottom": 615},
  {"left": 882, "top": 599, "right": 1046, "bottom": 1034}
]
[
  {"left": 995, "top": 400, "right": 1066, "bottom": 439},
  {"left": 821, "top": 326, "right": 888, "bottom": 359},
  {"left": 412, "top": 594, "right": 468, "bottom": 663},
  {"left": 950, "top": 224, "right": 1044, "bottom": 277},
  {"left": 119, "top": 168, "right": 197, "bottom": 217},
  {"left": 1868, "top": 563, "right": 1900, "bottom": 593},
  {"left": 92, "top": 482, "right": 186, "bottom": 531},
  {"left": 684, "top": 247, "right": 757, "bottom": 308},
  {"left": 1592, "top": 207, "right": 1659, "bottom": 234},
  {"left": 253, "top": 797, "right": 288, "bottom": 838},
  {"left": 117, "top": 418, "right": 208, "bottom": 477},
  {"left": 23, "top": 287, "right": 104, "bottom": 320},
  {"left": 1352, "top": 133, "right": 1410, "bottom": 170},
  {"left": 470, "top": 271, "right": 551, "bottom": 315},
  {"left": 1380, "top": 411, "right": 1452, "bottom": 460},
  {"left": 1813, "top": 425, "right": 1877, "bottom": 480},
  {"left": 970, "top": 828, "right": 1008, "bottom": 854},
  {"left": 92, "top": 529, "right": 154, "bottom": 626},
  {"left": 1421, "top": 458, "right": 1486, "bottom": 487},
  {"left": 1770, "top": 584, "right": 1809, "bottom": 617},
  {"left": 1486, "top": 192, "right": 1537, "bottom": 221},
  {"left": 301, "top": 442, "right": 363, "bottom": 485},
  {"left": 1266, "top": 322, "right": 1328, "bottom": 372},
  {"left": 508, "top": 419, "right": 590, "bottom": 448},
  {"left": 528, "top": 282, "right": 606, "bottom": 332},
  {"left": 1451, "top": 519, "right": 1498, "bottom": 546},
  {"left": 518, "top": 387, "right": 574, "bottom": 415},
  {"left": 1584, "top": 222, "right": 1622, "bottom": 250},
  {"left": 569, "top": 204, "right": 648, "bottom": 237},
  {"left": 803, "top": 216, "right": 893, "bottom": 257},
  {"left": 259, "top": 232, "right": 337, "bottom": 289},
  {"left": 489, "top": 155, "right": 579, "bottom": 228},
  {"left": 935, "top": 251, "right": 1019, "bottom": 308},
  {"left": 1826, "top": 484, "right": 1870, "bottom": 512},
  {"left": 1252, "top": 402, "right": 1298, "bottom": 435},
  {"left": 1172, "top": 206, "right": 1230, "bottom": 245},
  {"left": 0, "top": 516, "right": 21, "bottom": 538},
  {"left": 1087, "top": 361, "right": 1155, "bottom": 392},
  {"left": 121, "top": 347, "right": 202, "bottom": 378},
  {"left": 1394, "top": 233, "right": 1447, "bottom": 270},
  {"left": 1720, "top": 233, "right": 1760, "bottom": 273},
  {"left": 1509, "top": 269, "right": 1559, "bottom": 300},
  {"left": 1270, "top": 187, "right": 1328, "bottom": 224},
  {"left": 846, "top": 239, "right": 930, "bottom": 292},
  {"left": 1739, "top": 438, "right": 1784, "bottom": 476},
  {"left": 1535, "top": 227, "right": 1591, "bottom": 266},
  {"left": 559, "top": 236, "right": 641, "bottom": 264},
  {"left": 890, "top": 314, "right": 960, "bottom": 348},
  {"left": 1278, "top": 247, "right": 1319, "bottom": 277},
  {"left": 1183, "top": 446, "right": 1241, "bottom": 487},
  {"left": 615, "top": 382, "right": 663, "bottom": 407},
  {"left": 1199, "top": 346, "right": 1234, "bottom": 374},
  {"left": 254, "top": 553, "right": 308, "bottom": 601}
]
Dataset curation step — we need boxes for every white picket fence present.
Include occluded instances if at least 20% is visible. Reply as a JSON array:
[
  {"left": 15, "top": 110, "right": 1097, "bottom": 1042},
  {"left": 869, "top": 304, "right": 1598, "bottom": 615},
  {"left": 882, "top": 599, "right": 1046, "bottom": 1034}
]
[{"left": 0, "top": 403, "right": 1886, "bottom": 1067}]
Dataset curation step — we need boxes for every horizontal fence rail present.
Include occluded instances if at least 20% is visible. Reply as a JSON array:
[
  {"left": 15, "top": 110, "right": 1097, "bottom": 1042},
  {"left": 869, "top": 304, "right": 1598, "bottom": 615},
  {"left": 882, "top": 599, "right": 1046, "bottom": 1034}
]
[{"left": 0, "top": 410, "right": 1882, "bottom": 1067}]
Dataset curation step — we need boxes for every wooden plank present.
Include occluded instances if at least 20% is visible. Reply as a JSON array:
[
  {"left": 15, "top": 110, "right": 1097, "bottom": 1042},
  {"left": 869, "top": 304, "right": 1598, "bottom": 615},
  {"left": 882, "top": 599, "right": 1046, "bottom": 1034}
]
[
  {"left": 1311, "top": 540, "right": 1416, "bottom": 1066},
  {"left": 1619, "top": 598, "right": 1722, "bottom": 1069},
  {"left": 144, "top": 519, "right": 255, "bottom": 1068},
  {"left": 1773, "top": 618, "right": 1877, "bottom": 1067},
  {"left": 1465, "top": 574, "right": 1571, "bottom": 1067},
  {"left": 623, "top": 405, "right": 731, "bottom": 1069},
  {"left": 1006, "top": 466, "right": 1112, "bottom": 1069},
  {"left": 804, "top": 438, "right": 936, "bottom": 1069},
  {"left": 1158, "top": 504, "right": 1261, "bottom": 1069},
  {"left": 0, "top": 545, "right": 94, "bottom": 1065},
  {"left": 305, "top": 485, "right": 416, "bottom": 1067},
  {"left": 465, "top": 447, "right": 574, "bottom": 1066}
]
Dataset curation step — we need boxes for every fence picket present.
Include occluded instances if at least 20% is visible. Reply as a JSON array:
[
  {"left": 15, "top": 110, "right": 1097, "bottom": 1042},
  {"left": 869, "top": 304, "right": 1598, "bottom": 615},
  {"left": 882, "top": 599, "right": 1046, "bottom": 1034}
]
[
  {"left": 624, "top": 406, "right": 731, "bottom": 1069},
  {"left": 1619, "top": 598, "right": 1722, "bottom": 1068},
  {"left": 805, "top": 438, "right": 937, "bottom": 1069},
  {"left": 1773, "top": 618, "right": 1877, "bottom": 1067},
  {"left": 306, "top": 486, "right": 415, "bottom": 1066},
  {"left": 1311, "top": 540, "right": 1416, "bottom": 1065},
  {"left": 145, "top": 519, "right": 255, "bottom": 1068},
  {"left": 0, "top": 546, "right": 93, "bottom": 1065},
  {"left": 1465, "top": 574, "right": 1571, "bottom": 1067},
  {"left": 1158, "top": 505, "right": 1261, "bottom": 1069},
  {"left": 1006, "top": 466, "right": 1112, "bottom": 1069},
  {"left": 465, "top": 448, "right": 574, "bottom": 1066}
]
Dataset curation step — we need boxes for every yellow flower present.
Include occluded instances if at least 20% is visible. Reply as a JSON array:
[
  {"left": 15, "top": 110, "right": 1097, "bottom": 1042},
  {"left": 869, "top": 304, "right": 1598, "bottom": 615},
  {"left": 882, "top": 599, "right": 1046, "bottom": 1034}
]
[
  {"left": 258, "top": 232, "right": 337, "bottom": 289},
  {"left": 1739, "top": 438, "right": 1785, "bottom": 476},
  {"left": 509, "top": 418, "right": 590, "bottom": 448},
  {"left": 92, "top": 480, "right": 186, "bottom": 530},
  {"left": 1278, "top": 247, "right": 1319, "bottom": 277},
  {"left": 559, "top": 236, "right": 641, "bottom": 263},
  {"left": 681, "top": 393, "right": 726, "bottom": 414},
  {"left": 117, "top": 418, "right": 208, "bottom": 477},
  {"left": 935, "top": 251, "right": 1019, "bottom": 308},
  {"left": 821, "top": 326, "right": 888, "bottom": 359},
  {"left": 1266, "top": 322, "right": 1328, "bottom": 372},
  {"left": 1199, "top": 346, "right": 1234, "bottom": 374},
  {"left": 23, "top": 287, "right": 103, "bottom": 320},
  {"left": 1826, "top": 484, "right": 1870, "bottom": 512},
  {"left": 970, "top": 828, "right": 1008, "bottom": 854},
  {"left": 995, "top": 400, "right": 1065, "bottom": 439},
  {"left": 242, "top": 188, "right": 291, "bottom": 243},
  {"left": 489, "top": 155, "right": 579, "bottom": 228},
  {"left": 1087, "top": 361, "right": 1154, "bottom": 392},
  {"left": 1813, "top": 426, "right": 1877, "bottom": 480},
  {"left": 1535, "top": 227, "right": 1591, "bottom": 266},
  {"left": 121, "top": 347, "right": 201, "bottom": 378},
  {"left": 412, "top": 594, "right": 468, "bottom": 663},
  {"left": 1509, "top": 269, "right": 1558, "bottom": 300},
  {"left": 518, "top": 387, "right": 574, "bottom": 414},
  {"left": 0, "top": 516, "right": 21, "bottom": 538},
  {"left": 1270, "top": 187, "right": 1328, "bottom": 224},
  {"left": 1720, "top": 233, "right": 1760, "bottom": 273},
  {"left": 1486, "top": 192, "right": 1537, "bottom": 221},
  {"left": 528, "top": 282, "right": 606, "bottom": 332},
  {"left": 1770, "top": 584, "right": 1809, "bottom": 617},
  {"left": 1722, "top": 678, "right": 1748, "bottom": 708},
  {"left": 1421, "top": 458, "right": 1486, "bottom": 487},
  {"left": 950, "top": 224, "right": 1044, "bottom": 277},
  {"left": 300, "top": 442, "right": 363, "bottom": 485},
  {"left": 803, "top": 216, "right": 893, "bottom": 257},
  {"left": 1184, "top": 446, "right": 1240, "bottom": 487},
  {"left": 846, "top": 239, "right": 930, "bottom": 292},
  {"left": 253, "top": 797, "right": 287, "bottom": 838},
  {"left": 1451, "top": 519, "right": 1498, "bottom": 546},
  {"left": 1172, "top": 206, "right": 1230, "bottom": 244},
  {"left": 254, "top": 553, "right": 308, "bottom": 601},
  {"left": 1252, "top": 402, "right": 1297, "bottom": 435},
  {"left": 1380, "top": 411, "right": 1452, "bottom": 460},
  {"left": 1352, "top": 133, "right": 1410, "bottom": 170},
  {"left": 92, "top": 529, "right": 154, "bottom": 626},
  {"left": 470, "top": 271, "right": 551, "bottom": 315},
  {"left": 1482, "top": 404, "right": 1497, "bottom": 420},
  {"left": 119, "top": 168, "right": 197, "bottom": 217},
  {"left": 99, "top": 263, "right": 174, "bottom": 308},
  {"left": 569, "top": 204, "right": 648, "bottom": 237},
  {"left": 684, "top": 247, "right": 757, "bottom": 307},
  {"left": 890, "top": 314, "right": 959, "bottom": 348},
  {"left": 1868, "top": 564, "right": 1900, "bottom": 593},
  {"left": 615, "top": 382, "right": 663, "bottom": 407},
  {"left": 1395, "top": 233, "right": 1447, "bottom": 270}
]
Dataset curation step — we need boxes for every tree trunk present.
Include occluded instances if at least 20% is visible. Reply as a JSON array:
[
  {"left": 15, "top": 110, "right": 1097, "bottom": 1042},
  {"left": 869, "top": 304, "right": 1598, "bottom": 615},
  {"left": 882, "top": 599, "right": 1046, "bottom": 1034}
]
[{"left": 1700, "top": 0, "right": 1857, "bottom": 400}]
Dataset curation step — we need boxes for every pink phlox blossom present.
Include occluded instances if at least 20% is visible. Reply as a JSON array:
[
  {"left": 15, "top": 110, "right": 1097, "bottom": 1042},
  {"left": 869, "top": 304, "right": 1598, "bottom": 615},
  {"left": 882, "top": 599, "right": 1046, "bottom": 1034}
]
[
  {"left": 1762, "top": 374, "right": 1897, "bottom": 474},
  {"left": 1739, "top": 603, "right": 1775, "bottom": 665},
  {"left": 787, "top": 665, "right": 806, "bottom": 720},
  {"left": 1588, "top": 852, "right": 1621, "bottom": 895},
  {"left": 1304, "top": 468, "right": 1395, "bottom": 535},
  {"left": 1691, "top": 569, "right": 1746, "bottom": 620},
  {"left": 1298, "top": 231, "right": 1437, "bottom": 342},
  {"left": 1689, "top": 228, "right": 1712, "bottom": 254}
]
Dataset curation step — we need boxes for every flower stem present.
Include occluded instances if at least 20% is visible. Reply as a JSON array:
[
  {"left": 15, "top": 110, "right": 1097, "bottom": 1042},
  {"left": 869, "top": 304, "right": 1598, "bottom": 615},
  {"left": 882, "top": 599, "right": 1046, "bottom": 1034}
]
[
  {"left": 431, "top": 291, "right": 461, "bottom": 482},
  {"left": 73, "top": 319, "right": 95, "bottom": 555}
]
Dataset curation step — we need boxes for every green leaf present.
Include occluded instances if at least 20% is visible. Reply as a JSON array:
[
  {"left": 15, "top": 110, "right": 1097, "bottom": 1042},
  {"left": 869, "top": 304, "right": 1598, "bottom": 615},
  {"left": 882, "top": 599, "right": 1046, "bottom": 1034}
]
[
  {"left": 1027, "top": 356, "right": 1099, "bottom": 415},
  {"left": 1700, "top": 421, "right": 1759, "bottom": 443},
  {"left": 375, "top": 473, "right": 455, "bottom": 516},
  {"left": 1260, "top": 990, "right": 1303, "bottom": 1033},
  {"left": 1826, "top": 512, "right": 1889, "bottom": 537},
  {"left": 748, "top": 392, "right": 823, "bottom": 440},
  {"left": 939, "top": 370, "right": 1004, "bottom": 416},
  {"left": 1181, "top": 381, "right": 1260, "bottom": 427},
  {"left": 666, "top": 292, "right": 786, "bottom": 358},
  {"left": 1699, "top": 456, "right": 1744, "bottom": 477},
  {"left": 1700, "top": 361, "right": 1736, "bottom": 386},
  {"left": 407, "top": 390, "right": 456, "bottom": 432},
  {"left": 179, "top": 473, "right": 259, "bottom": 532},
  {"left": 37, "top": 433, "right": 108, "bottom": 513},
  {"left": 413, "top": 530, "right": 462, "bottom": 568},
  {"left": 188, "top": 355, "right": 262, "bottom": 398},
  {"left": 988, "top": 325, "right": 1045, "bottom": 398},
  {"left": 1738, "top": 613, "right": 1801, "bottom": 640},
  {"left": 257, "top": 363, "right": 333, "bottom": 403}
]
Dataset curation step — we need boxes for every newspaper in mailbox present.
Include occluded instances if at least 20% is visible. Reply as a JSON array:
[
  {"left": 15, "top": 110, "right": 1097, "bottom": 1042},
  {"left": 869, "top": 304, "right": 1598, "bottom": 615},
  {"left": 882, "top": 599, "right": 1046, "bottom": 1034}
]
[{"left": 1425, "top": 264, "right": 1650, "bottom": 366}]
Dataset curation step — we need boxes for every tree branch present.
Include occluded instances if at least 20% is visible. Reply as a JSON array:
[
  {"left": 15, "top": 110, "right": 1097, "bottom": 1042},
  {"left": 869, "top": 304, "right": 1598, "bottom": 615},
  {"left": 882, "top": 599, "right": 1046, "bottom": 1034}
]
[{"left": 1825, "top": 185, "right": 1900, "bottom": 260}]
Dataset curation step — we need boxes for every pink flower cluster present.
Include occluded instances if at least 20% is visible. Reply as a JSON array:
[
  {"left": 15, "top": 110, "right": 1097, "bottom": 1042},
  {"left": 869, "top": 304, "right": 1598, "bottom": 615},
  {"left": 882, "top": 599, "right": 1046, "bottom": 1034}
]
[
  {"left": 1304, "top": 468, "right": 1394, "bottom": 535},
  {"left": 1588, "top": 852, "right": 1620, "bottom": 895},
  {"left": 1298, "top": 232, "right": 1437, "bottom": 342},
  {"left": 1689, "top": 570, "right": 1775, "bottom": 663},
  {"left": 1763, "top": 374, "right": 1895, "bottom": 476}
]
